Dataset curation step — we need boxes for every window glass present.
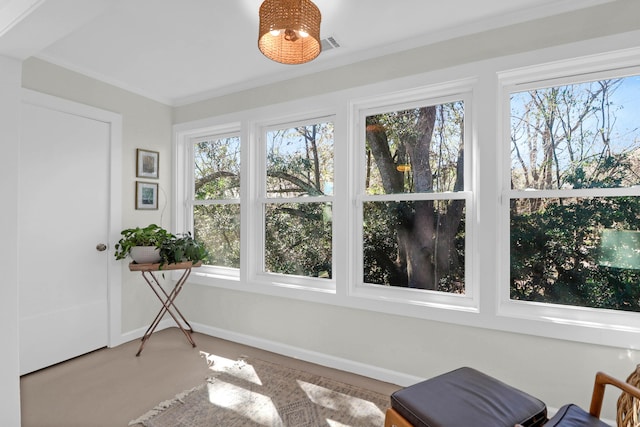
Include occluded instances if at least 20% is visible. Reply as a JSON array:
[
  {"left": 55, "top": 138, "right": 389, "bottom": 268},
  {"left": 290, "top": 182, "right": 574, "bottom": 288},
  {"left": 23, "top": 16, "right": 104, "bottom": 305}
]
[
  {"left": 511, "top": 77, "right": 640, "bottom": 190},
  {"left": 263, "top": 120, "right": 334, "bottom": 279},
  {"left": 363, "top": 200, "right": 465, "bottom": 291},
  {"left": 363, "top": 102, "right": 466, "bottom": 292},
  {"left": 266, "top": 122, "right": 334, "bottom": 197},
  {"left": 194, "top": 137, "right": 240, "bottom": 199},
  {"left": 511, "top": 196, "right": 640, "bottom": 311},
  {"left": 366, "top": 103, "right": 464, "bottom": 195},
  {"left": 193, "top": 136, "right": 241, "bottom": 268},
  {"left": 509, "top": 75, "right": 640, "bottom": 310},
  {"left": 265, "top": 202, "right": 332, "bottom": 278},
  {"left": 194, "top": 204, "right": 240, "bottom": 268}
]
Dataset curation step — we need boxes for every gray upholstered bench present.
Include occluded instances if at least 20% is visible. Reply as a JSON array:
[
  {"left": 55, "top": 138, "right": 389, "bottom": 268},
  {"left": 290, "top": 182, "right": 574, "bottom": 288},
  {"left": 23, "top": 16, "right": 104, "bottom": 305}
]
[{"left": 385, "top": 367, "right": 548, "bottom": 427}]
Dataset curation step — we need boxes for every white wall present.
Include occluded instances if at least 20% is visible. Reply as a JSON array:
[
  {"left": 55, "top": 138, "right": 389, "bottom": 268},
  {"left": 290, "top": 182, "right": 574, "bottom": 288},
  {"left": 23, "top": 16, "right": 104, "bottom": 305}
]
[
  {"left": 21, "top": 58, "right": 174, "bottom": 335},
  {"left": 172, "top": 0, "right": 640, "bottom": 420},
  {"left": 0, "top": 55, "right": 22, "bottom": 426}
]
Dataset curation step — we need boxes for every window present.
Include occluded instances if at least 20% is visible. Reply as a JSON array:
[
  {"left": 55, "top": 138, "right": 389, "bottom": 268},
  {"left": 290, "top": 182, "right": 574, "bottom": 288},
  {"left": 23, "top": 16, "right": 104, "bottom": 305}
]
[
  {"left": 175, "top": 43, "right": 640, "bottom": 348},
  {"left": 192, "top": 133, "right": 241, "bottom": 270},
  {"left": 507, "top": 72, "right": 640, "bottom": 312},
  {"left": 260, "top": 118, "right": 334, "bottom": 281},
  {"left": 357, "top": 95, "right": 470, "bottom": 297}
]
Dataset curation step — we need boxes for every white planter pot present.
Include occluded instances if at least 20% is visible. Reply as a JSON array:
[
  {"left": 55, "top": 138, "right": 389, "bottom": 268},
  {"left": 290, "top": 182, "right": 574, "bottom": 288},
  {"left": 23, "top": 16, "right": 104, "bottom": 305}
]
[{"left": 130, "top": 246, "right": 161, "bottom": 264}]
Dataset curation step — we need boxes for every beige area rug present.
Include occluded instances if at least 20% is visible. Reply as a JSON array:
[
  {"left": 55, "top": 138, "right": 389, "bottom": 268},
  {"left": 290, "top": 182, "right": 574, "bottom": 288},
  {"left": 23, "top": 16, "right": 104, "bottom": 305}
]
[{"left": 130, "top": 355, "right": 390, "bottom": 427}]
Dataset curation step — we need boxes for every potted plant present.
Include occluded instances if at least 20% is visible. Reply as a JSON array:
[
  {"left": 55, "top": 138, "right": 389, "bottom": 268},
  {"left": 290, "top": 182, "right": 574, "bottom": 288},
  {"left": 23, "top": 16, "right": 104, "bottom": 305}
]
[
  {"left": 114, "top": 224, "right": 173, "bottom": 263},
  {"left": 114, "top": 224, "right": 209, "bottom": 266},
  {"left": 159, "top": 232, "right": 209, "bottom": 266}
]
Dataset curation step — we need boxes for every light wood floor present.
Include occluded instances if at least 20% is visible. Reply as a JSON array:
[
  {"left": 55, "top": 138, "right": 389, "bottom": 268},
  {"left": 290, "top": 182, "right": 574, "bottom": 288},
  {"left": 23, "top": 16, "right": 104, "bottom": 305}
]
[{"left": 20, "top": 328, "right": 400, "bottom": 427}]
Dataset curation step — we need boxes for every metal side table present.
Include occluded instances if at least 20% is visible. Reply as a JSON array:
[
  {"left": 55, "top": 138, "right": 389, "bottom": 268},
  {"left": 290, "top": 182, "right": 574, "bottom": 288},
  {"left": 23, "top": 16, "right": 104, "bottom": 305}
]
[{"left": 129, "top": 261, "right": 201, "bottom": 356}]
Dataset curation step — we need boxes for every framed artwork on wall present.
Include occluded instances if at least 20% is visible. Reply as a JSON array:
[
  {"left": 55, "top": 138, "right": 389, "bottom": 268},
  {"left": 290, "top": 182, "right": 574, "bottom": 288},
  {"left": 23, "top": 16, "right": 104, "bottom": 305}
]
[
  {"left": 136, "top": 181, "right": 158, "bottom": 210},
  {"left": 136, "top": 148, "right": 159, "bottom": 179}
]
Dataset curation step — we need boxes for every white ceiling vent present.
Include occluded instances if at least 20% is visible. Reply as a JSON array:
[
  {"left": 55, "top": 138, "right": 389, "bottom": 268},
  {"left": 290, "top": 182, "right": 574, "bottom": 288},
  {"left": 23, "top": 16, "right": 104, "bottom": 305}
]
[{"left": 321, "top": 36, "right": 341, "bottom": 51}]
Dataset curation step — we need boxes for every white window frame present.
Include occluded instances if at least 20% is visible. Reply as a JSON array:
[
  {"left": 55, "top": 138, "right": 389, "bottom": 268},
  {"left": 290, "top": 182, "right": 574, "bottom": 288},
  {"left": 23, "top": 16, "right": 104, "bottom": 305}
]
[
  {"left": 173, "top": 36, "right": 640, "bottom": 350},
  {"left": 252, "top": 115, "right": 337, "bottom": 293},
  {"left": 348, "top": 80, "right": 478, "bottom": 312},
  {"left": 174, "top": 122, "right": 242, "bottom": 282},
  {"left": 497, "top": 48, "right": 640, "bottom": 346}
]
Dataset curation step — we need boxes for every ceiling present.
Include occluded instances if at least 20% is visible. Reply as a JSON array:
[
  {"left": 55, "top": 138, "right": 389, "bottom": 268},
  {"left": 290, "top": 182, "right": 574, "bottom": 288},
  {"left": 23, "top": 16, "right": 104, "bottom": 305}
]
[{"left": 0, "top": 0, "right": 613, "bottom": 106}]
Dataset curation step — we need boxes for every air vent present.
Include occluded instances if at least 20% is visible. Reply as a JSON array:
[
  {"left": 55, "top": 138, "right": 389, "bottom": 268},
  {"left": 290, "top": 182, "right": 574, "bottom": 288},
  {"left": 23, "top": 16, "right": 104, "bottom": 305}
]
[{"left": 321, "top": 36, "right": 341, "bottom": 51}]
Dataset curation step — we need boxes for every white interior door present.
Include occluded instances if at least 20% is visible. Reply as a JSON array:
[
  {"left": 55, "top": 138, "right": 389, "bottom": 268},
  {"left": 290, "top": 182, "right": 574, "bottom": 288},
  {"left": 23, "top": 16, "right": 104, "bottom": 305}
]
[{"left": 19, "top": 98, "right": 111, "bottom": 375}]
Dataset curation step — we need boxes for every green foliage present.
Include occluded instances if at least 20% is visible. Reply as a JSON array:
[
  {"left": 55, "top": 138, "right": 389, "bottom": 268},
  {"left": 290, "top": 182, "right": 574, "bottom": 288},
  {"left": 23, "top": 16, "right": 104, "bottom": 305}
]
[
  {"left": 114, "top": 224, "right": 173, "bottom": 260},
  {"left": 510, "top": 76, "right": 640, "bottom": 311},
  {"left": 159, "top": 232, "right": 210, "bottom": 265},
  {"left": 193, "top": 137, "right": 241, "bottom": 268},
  {"left": 194, "top": 204, "right": 240, "bottom": 268},
  {"left": 264, "top": 123, "right": 334, "bottom": 278},
  {"left": 193, "top": 123, "right": 334, "bottom": 278},
  {"left": 362, "top": 202, "right": 404, "bottom": 286},
  {"left": 510, "top": 197, "right": 640, "bottom": 311},
  {"left": 114, "top": 224, "right": 209, "bottom": 265},
  {"left": 266, "top": 122, "right": 334, "bottom": 198},
  {"left": 194, "top": 137, "right": 241, "bottom": 200},
  {"left": 363, "top": 103, "right": 466, "bottom": 290},
  {"left": 264, "top": 202, "right": 332, "bottom": 278},
  {"left": 363, "top": 200, "right": 466, "bottom": 291}
]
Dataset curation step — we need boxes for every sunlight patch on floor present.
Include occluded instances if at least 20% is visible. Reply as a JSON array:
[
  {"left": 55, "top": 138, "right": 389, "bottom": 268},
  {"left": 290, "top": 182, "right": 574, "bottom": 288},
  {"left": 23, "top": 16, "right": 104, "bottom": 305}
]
[
  {"left": 206, "top": 381, "right": 281, "bottom": 425},
  {"left": 199, "top": 351, "right": 263, "bottom": 386},
  {"left": 326, "top": 420, "right": 351, "bottom": 426},
  {"left": 297, "top": 380, "right": 385, "bottom": 418}
]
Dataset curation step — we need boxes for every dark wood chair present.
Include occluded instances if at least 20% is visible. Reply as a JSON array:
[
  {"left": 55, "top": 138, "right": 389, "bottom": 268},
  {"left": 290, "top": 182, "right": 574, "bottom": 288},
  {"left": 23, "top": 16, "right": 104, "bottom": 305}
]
[
  {"left": 543, "top": 371, "right": 640, "bottom": 426},
  {"left": 385, "top": 370, "right": 640, "bottom": 427}
]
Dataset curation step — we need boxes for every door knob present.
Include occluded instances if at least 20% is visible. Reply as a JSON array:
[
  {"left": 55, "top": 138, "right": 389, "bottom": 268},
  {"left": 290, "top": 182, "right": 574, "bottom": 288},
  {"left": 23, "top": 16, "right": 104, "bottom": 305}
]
[{"left": 96, "top": 243, "right": 107, "bottom": 252}]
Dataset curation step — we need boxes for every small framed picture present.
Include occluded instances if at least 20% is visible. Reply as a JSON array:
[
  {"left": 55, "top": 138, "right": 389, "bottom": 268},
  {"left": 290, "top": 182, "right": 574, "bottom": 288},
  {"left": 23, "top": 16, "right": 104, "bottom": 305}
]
[
  {"left": 136, "top": 149, "right": 159, "bottom": 179},
  {"left": 136, "top": 181, "right": 158, "bottom": 210}
]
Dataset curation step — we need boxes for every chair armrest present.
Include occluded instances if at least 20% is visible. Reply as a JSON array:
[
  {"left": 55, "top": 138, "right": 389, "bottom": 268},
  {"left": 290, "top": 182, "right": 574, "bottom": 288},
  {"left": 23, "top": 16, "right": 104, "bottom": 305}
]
[{"left": 589, "top": 371, "right": 640, "bottom": 418}]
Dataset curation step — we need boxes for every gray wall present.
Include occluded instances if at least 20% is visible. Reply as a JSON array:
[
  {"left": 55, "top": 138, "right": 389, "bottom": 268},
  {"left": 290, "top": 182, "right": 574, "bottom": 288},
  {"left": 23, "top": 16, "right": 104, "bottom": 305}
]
[{"left": 0, "top": 55, "right": 23, "bottom": 427}]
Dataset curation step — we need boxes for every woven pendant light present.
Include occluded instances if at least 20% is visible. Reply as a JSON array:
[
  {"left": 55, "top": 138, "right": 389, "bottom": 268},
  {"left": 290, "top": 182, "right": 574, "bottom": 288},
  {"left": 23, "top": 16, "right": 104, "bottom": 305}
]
[{"left": 258, "top": 0, "right": 321, "bottom": 65}]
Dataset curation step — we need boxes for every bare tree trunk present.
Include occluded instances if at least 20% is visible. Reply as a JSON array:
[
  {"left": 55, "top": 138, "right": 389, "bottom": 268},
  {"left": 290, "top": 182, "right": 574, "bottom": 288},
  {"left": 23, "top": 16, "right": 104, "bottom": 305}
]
[
  {"left": 366, "top": 106, "right": 464, "bottom": 290},
  {"left": 365, "top": 120, "right": 404, "bottom": 193}
]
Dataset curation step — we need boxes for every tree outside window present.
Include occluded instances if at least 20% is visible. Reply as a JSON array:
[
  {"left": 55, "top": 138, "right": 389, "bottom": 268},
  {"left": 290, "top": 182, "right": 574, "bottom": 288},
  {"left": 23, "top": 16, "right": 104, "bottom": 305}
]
[
  {"left": 509, "top": 74, "right": 640, "bottom": 311},
  {"left": 193, "top": 135, "right": 241, "bottom": 269},
  {"left": 263, "top": 120, "right": 334, "bottom": 279},
  {"left": 362, "top": 101, "right": 466, "bottom": 292}
]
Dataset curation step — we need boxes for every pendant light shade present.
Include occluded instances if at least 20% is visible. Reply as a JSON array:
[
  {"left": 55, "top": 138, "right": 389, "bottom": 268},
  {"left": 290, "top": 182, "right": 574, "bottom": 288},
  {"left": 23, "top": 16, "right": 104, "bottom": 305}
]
[{"left": 258, "top": 0, "right": 321, "bottom": 65}]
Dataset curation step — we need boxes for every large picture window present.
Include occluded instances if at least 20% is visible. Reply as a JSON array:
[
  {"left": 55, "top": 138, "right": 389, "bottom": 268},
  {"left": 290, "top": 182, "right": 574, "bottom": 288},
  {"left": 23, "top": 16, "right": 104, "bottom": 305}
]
[
  {"left": 360, "top": 99, "right": 468, "bottom": 293},
  {"left": 508, "top": 73, "right": 640, "bottom": 311}
]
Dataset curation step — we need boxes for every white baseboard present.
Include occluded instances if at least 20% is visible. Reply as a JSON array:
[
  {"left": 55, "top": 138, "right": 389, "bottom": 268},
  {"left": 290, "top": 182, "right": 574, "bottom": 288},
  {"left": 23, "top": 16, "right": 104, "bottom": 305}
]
[{"left": 191, "top": 322, "right": 423, "bottom": 387}]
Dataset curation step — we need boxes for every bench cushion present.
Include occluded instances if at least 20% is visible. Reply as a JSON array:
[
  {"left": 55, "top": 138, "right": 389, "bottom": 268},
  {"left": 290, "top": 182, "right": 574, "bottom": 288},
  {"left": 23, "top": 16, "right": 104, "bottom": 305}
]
[
  {"left": 543, "top": 404, "right": 610, "bottom": 427},
  {"left": 390, "top": 367, "right": 547, "bottom": 427}
]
